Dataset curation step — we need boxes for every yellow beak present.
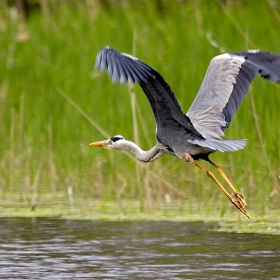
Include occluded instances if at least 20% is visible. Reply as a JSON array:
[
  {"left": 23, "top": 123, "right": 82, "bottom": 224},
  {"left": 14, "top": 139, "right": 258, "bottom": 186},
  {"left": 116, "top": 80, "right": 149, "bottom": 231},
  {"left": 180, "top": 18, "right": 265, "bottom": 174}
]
[{"left": 89, "top": 140, "right": 107, "bottom": 147}]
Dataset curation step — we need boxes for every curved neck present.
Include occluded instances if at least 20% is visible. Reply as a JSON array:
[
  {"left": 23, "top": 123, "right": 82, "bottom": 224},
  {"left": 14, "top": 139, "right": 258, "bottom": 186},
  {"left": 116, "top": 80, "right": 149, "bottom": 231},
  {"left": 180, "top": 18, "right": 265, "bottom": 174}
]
[{"left": 120, "top": 141, "right": 165, "bottom": 162}]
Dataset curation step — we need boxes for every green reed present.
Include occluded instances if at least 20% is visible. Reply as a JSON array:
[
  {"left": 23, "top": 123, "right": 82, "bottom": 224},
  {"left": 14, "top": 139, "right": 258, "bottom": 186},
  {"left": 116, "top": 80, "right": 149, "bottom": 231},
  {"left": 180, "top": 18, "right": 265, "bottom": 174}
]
[{"left": 0, "top": 0, "right": 280, "bottom": 218}]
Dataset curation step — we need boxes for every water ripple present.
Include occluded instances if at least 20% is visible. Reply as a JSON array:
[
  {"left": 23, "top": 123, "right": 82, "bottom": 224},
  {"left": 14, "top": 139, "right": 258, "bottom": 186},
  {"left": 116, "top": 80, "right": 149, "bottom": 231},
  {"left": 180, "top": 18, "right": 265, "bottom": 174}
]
[{"left": 0, "top": 218, "right": 279, "bottom": 279}]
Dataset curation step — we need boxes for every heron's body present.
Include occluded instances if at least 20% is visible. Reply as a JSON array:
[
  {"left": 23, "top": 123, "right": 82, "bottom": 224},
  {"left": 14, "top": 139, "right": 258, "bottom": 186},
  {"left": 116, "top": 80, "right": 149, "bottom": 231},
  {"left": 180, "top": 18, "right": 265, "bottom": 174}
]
[{"left": 91, "top": 46, "right": 280, "bottom": 217}]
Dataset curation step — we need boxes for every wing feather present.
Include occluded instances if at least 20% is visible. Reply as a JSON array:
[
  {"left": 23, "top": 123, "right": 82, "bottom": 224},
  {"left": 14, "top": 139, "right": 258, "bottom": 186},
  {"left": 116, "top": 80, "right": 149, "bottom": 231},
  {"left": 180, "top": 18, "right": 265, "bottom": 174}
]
[
  {"left": 187, "top": 51, "right": 280, "bottom": 140},
  {"left": 94, "top": 46, "right": 203, "bottom": 139}
]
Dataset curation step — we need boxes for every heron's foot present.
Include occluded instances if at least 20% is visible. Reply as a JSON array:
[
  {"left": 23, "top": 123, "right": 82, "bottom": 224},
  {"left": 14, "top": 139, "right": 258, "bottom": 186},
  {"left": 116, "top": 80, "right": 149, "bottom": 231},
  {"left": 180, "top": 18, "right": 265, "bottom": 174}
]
[{"left": 230, "top": 191, "right": 250, "bottom": 218}]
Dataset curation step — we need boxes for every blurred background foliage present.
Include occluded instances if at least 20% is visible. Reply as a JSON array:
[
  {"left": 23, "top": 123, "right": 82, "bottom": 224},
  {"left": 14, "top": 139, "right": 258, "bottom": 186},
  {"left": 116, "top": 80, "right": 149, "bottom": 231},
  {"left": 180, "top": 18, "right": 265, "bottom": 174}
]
[{"left": 0, "top": 0, "right": 280, "bottom": 218}]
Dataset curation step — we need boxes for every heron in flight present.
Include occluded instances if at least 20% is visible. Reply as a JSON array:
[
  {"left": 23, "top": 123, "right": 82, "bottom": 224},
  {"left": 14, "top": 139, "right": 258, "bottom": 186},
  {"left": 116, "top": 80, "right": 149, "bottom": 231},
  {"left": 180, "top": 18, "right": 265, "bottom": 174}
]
[{"left": 91, "top": 46, "right": 280, "bottom": 218}]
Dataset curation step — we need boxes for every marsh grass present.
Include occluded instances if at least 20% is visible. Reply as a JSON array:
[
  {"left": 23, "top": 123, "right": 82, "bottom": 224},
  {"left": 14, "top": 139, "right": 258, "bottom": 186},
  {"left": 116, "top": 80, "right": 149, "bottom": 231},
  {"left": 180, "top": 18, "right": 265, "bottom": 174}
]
[{"left": 0, "top": 0, "right": 280, "bottom": 219}]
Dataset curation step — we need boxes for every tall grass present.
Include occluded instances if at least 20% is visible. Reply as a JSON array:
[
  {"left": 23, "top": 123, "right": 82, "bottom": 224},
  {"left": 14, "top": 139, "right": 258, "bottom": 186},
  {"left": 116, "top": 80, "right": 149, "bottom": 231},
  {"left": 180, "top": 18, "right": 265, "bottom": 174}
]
[{"left": 0, "top": 0, "right": 280, "bottom": 217}]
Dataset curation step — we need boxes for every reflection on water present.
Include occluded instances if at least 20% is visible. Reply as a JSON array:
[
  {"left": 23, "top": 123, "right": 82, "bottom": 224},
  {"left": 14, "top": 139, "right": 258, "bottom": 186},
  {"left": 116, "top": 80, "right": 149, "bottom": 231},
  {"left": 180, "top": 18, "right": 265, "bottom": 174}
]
[{"left": 0, "top": 218, "right": 280, "bottom": 279}]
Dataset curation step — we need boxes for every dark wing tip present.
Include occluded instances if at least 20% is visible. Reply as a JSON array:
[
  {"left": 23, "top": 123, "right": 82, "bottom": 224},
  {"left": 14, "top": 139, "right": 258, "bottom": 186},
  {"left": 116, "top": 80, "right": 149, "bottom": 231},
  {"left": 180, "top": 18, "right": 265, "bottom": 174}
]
[
  {"left": 94, "top": 46, "right": 155, "bottom": 84},
  {"left": 233, "top": 50, "right": 280, "bottom": 83}
]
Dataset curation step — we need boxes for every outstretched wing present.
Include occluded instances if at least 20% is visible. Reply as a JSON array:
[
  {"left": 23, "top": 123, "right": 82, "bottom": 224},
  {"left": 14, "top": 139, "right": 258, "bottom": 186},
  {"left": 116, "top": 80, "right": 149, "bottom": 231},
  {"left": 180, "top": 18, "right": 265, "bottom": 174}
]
[
  {"left": 187, "top": 51, "right": 280, "bottom": 139},
  {"left": 95, "top": 46, "right": 203, "bottom": 138}
]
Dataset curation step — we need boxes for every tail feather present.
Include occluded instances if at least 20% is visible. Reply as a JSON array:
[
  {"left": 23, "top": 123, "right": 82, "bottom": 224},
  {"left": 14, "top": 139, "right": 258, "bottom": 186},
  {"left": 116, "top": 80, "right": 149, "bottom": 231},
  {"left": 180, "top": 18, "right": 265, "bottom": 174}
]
[{"left": 188, "top": 138, "right": 247, "bottom": 152}]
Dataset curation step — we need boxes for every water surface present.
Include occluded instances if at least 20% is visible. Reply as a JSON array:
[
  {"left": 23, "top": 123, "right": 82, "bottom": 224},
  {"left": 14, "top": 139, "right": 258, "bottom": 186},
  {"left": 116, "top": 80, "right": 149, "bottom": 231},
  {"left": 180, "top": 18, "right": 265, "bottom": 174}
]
[{"left": 0, "top": 218, "right": 279, "bottom": 279}]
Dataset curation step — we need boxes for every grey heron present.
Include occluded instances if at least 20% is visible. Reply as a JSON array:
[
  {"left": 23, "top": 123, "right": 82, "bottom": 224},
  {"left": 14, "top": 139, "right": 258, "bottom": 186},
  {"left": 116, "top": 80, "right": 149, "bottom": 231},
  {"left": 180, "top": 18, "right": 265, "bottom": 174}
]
[{"left": 91, "top": 46, "right": 280, "bottom": 218}]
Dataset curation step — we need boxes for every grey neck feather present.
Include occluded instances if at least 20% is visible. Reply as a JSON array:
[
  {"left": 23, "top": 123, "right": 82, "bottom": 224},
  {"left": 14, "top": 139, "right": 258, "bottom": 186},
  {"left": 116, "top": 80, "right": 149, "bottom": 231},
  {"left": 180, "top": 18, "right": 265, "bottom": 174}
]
[{"left": 119, "top": 141, "right": 166, "bottom": 162}]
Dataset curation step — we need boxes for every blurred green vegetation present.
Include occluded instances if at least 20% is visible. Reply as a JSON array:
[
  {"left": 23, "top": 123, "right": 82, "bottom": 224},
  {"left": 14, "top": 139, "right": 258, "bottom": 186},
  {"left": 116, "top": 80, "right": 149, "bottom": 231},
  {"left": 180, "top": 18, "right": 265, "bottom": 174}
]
[{"left": 0, "top": 0, "right": 280, "bottom": 220}]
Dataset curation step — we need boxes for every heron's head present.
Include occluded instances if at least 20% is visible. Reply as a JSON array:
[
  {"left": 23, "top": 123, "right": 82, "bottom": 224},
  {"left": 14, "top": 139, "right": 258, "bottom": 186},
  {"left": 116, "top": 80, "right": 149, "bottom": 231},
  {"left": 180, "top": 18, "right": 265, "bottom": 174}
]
[{"left": 89, "top": 135, "right": 126, "bottom": 150}]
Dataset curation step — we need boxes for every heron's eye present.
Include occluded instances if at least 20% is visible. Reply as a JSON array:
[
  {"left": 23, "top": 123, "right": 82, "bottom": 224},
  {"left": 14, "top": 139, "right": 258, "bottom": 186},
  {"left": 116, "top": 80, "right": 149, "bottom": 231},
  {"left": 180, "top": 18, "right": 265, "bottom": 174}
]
[{"left": 110, "top": 135, "right": 124, "bottom": 142}]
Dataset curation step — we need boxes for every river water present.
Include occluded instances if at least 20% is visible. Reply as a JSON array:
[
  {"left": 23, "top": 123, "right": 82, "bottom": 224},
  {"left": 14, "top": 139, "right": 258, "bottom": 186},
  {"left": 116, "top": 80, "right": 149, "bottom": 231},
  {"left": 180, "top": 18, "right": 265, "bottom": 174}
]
[{"left": 0, "top": 218, "right": 279, "bottom": 279}]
